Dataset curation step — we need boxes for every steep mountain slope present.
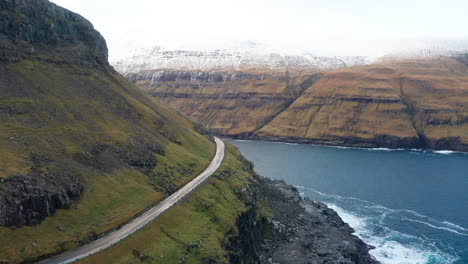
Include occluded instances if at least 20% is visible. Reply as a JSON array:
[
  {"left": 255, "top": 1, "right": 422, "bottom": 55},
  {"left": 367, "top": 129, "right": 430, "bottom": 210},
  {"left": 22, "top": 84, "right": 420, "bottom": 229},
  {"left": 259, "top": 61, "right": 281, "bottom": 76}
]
[
  {"left": 118, "top": 47, "right": 468, "bottom": 151},
  {"left": 129, "top": 68, "right": 322, "bottom": 135},
  {"left": 0, "top": 0, "right": 214, "bottom": 262},
  {"left": 115, "top": 46, "right": 370, "bottom": 136},
  {"left": 255, "top": 57, "right": 468, "bottom": 150}
]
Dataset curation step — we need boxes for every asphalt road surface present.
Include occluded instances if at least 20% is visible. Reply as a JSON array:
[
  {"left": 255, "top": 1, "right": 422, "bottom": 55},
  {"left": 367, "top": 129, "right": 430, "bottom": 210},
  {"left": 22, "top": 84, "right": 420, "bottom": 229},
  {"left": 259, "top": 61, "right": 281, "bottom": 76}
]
[{"left": 40, "top": 137, "right": 225, "bottom": 264}]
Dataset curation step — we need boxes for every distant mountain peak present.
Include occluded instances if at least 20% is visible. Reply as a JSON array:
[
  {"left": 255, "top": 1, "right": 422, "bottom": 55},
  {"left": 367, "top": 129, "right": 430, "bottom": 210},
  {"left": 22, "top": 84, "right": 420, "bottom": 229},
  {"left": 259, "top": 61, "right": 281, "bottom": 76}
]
[{"left": 112, "top": 43, "right": 375, "bottom": 75}]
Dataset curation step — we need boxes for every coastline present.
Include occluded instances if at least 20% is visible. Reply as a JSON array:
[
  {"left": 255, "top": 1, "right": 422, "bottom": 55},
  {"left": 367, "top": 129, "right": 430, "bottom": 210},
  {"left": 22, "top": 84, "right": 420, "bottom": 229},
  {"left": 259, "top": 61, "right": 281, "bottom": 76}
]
[
  {"left": 229, "top": 139, "right": 467, "bottom": 264},
  {"left": 222, "top": 135, "right": 468, "bottom": 155},
  {"left": 229, "top": 176, "right": 380, "bottom": 263},
  {"left": 259, "top": 177, "right": 380, "bottom": 263}
]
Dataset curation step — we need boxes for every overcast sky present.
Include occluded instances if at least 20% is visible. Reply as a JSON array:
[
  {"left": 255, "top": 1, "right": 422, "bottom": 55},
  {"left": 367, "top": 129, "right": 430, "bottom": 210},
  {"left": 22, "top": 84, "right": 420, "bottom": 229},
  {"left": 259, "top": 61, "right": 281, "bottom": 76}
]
[{"left": 51, "top": 0, "right": 468, "bottom": 60}]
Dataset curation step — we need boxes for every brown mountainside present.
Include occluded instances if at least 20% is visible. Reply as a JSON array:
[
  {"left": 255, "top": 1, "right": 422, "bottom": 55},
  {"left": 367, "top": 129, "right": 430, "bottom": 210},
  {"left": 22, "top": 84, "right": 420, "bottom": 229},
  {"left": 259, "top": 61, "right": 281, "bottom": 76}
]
[
  {"left": 128, "top": 56, "right": 468, "bottom": 151},
  {"left": 127, "top": 68, "right": 321, "bottom": 136}
]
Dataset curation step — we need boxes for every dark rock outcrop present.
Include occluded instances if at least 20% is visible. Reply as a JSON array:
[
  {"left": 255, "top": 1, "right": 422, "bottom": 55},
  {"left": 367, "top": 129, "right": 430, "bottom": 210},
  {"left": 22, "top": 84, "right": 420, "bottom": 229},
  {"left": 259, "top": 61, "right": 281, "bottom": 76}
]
[
  {"left": 0, "top": 165, "right": 84, "bottom": 228},
  {"left": 454, "top": 53, "right": 468, "bottom": 67},
  {"left": 226, "top": 176, "right": 379, "bottom": 264},
  {"left": 257, "top": 178, "right": 379, "bottom": 264},
  {"left": 0, "top": 135, "right": 166, "bottom": 228},
  {"left": 225, "top": 200, "right": 265, "bottom": 264},
  {"left": 0, "top": 0, "right": 108, "bottom": 64},
  {"left": 0, "top": 0, "right": 111, "bottom": 229},
  {"left": 75, "top": 138, "right": 164, "bottom": 173}
]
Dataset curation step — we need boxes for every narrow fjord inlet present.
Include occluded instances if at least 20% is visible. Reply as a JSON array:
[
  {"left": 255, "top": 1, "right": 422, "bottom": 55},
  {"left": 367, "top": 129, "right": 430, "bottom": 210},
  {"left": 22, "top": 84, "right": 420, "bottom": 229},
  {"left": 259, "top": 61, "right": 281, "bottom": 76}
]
[{"left": 231, "top": 140, "right": 468, "bottom": 264}]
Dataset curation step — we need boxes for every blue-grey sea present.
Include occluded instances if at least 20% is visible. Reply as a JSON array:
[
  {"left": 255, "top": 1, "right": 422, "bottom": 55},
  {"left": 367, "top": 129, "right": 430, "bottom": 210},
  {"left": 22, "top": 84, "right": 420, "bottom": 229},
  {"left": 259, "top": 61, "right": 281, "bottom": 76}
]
[{"left": 230, "top": 140, "right": 468, "bottom": 264}]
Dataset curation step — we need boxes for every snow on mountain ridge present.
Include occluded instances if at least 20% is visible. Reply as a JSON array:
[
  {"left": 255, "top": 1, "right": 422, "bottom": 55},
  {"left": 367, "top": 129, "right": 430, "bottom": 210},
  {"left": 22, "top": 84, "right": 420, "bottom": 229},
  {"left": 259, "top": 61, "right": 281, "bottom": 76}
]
[
  {"left": 112, "top": 44, "right": 374, "bottom": 75},
  {"left": 112, "top": 39, "right": 468, "bottom": 75}
]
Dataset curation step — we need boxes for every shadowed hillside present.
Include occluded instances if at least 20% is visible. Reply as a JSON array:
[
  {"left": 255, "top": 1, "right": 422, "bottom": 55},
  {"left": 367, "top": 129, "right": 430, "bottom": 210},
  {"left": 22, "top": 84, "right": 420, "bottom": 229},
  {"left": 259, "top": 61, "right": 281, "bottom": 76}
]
[{"left": 0, "top": 0, "right": 214, "bottom": 262}]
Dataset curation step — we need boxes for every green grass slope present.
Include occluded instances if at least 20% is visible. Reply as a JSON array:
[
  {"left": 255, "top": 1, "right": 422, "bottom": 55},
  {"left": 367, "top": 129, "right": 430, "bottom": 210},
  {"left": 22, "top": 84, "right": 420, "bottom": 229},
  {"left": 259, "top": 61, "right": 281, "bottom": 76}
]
[
  {"left": 75, "top": 144, "right": 258, "bottom": 264},
  {"left": 0, "top": 0, "right": 214, "bottom": 262}
]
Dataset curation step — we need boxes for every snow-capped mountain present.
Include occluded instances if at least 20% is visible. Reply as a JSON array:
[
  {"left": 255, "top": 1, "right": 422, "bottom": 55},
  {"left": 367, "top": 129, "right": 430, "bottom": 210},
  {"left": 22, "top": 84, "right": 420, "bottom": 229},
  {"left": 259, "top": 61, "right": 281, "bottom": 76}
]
[
  {"left": 112, "top": 39, "right": 468, "bottom": 76},
  {"left": 383, "top": 39, "right": 468, "bottom": 58},
  {"left": 112, "top": 42, "right": 374, "bottom": 75}
]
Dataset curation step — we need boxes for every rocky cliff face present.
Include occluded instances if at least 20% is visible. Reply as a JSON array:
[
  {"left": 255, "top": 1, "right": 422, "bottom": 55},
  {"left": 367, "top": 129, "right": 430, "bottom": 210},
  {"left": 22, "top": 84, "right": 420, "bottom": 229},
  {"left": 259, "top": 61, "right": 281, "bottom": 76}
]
[
  {"left": 119, "top": 50, "right": 468, "bottom": 151},
  {"left": 0, "top": 164, "right": 84, "bottom": 227},
  {"left": 0, "top": 0, "right": 111, "bottom": 228},
  {"left": 0, "top": 0, "right": 107, "bottom": 63},
  {"left": 226, "top": 176, "right": 379, "bottom": 264}
]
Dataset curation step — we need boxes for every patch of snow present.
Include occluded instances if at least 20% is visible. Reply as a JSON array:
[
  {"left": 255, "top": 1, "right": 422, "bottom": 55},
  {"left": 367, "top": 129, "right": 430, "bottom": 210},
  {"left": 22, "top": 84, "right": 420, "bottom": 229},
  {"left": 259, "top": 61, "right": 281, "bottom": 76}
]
[
  {"left": 112, "top": 39, "right": 468, "bottom": 75},
  {"left": 112, "top": 42, "right": 375, "bottom": 75}
]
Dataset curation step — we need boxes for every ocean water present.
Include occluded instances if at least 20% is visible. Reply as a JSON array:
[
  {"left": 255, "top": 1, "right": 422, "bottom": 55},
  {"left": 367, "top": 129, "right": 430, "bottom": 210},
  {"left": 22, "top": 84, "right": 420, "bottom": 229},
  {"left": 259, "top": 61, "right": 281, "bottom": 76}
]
[{"left": 229, "top": 140, "right": 468, "bottom": 264}]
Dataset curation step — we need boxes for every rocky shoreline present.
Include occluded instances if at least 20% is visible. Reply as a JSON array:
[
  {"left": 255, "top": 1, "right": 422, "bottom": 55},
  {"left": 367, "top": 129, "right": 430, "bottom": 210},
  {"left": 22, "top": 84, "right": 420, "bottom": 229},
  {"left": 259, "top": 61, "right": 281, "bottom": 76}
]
[
  {"left": 222, "top": 133, "right": 468, "bottom": 153},
  {"left": 228, "top": 176, "right": 379, "bottom": 264}
]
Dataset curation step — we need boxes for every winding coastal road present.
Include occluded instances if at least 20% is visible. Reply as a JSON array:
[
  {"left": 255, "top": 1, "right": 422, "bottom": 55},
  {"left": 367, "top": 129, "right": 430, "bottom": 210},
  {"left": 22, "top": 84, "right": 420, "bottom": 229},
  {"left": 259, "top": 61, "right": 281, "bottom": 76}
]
[{"left": 41, "top": 137, "right": 225, "bottom": 264}]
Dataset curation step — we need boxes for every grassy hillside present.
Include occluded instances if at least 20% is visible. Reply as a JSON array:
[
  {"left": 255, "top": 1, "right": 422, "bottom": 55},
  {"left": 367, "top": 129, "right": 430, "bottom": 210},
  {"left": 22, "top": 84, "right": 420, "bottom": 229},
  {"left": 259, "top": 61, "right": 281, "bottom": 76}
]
[
  {"left": 73, "top": 144, "right": 379, "bottom": 264},
  {"left": 0, "top": 0, "right": 214, "bottom": 262},
  {"left": 129, "top": 57, "right": 468, "bottom": 151},
  {"left": 74, "top": 144, "right": 258, "bottom": 264}
]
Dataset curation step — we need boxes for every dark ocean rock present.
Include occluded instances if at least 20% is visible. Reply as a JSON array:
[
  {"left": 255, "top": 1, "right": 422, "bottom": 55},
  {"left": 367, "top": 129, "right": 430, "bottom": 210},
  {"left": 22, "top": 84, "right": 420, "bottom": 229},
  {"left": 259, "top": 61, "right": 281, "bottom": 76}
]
[
  {"left": 227, "top": 176, "right": 379, "bottom": 264},
  {"left": 257, "top": 177, "right": 379, "bottom": 264}
]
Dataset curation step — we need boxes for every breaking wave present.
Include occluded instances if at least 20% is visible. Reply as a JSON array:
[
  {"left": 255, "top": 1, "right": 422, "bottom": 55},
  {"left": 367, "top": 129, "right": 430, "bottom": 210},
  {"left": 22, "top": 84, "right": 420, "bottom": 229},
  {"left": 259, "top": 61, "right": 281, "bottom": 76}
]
[{"left": 296, "top": 186, "right": 462, "bottom": 264}]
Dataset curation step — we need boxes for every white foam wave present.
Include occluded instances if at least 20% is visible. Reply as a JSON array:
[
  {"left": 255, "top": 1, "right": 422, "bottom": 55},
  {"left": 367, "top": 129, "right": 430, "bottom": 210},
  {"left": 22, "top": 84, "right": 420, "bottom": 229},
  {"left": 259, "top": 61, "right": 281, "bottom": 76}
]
[
  {"left": 230, "top": 139, "right": 253, "bottom": 142},
  {"left": 328, "top": 204, "right": 458, "bottom": 264},
  {"left": 433, "top": 150, "right": 455, "bottom": 155},
  {"left": 295, "top": 185, "right": 374, "bottom": 205},
  {"left": 327, "top": 203, "right": 368, "bottom": 231},
  {"left": 231, "top": 139, "right": 468, "bottom": 155},
  {"left": 334, "top": 145, "right": 355, "bottom": 149},
  {"left": 370, "top": 240, "right": 449, "bottom": 264},
  {"left": 367, "top": 147, "right": 404, "bottom": 152},
  {"left": 402, "top": 218, "right": 468, "bottom": 237},
  {"left": 400, "top": 209, "right": 428, "bottom": 218},
  {"left": 428, "top": 149, "right": 467, "bottom": 155},
  {"left": 295, "top": 185, "right": 468, "bottom": 236},
  {"left": 441, "top": 221, "right": 468, "bottom": 232}
]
